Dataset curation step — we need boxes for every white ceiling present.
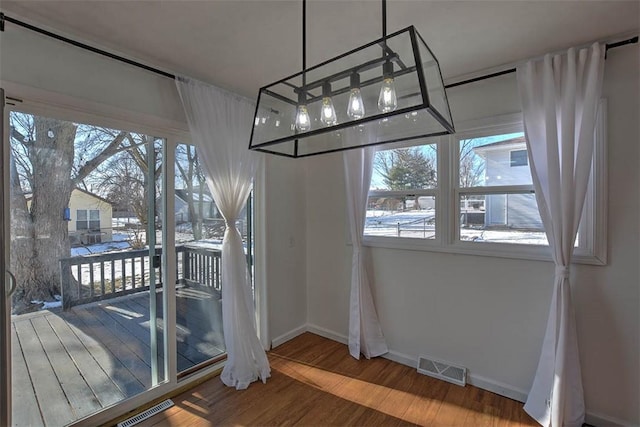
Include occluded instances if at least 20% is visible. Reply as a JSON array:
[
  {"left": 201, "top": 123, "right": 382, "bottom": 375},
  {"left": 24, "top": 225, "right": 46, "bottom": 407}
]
[{"left": 1, "top": 0, "right": 638, "bottom": 98}]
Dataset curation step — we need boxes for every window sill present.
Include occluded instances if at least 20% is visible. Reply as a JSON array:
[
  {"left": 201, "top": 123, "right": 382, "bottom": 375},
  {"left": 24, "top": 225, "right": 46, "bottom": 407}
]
[{"left": 362, "top": 236, "right": 606, "bottom": 266}]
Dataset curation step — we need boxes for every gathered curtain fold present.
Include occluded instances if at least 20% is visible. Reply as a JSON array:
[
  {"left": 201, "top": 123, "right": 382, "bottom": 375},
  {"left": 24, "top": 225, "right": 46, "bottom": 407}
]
[
  {"left": 517, "top": 43, "right": 605, "bottom": 427},
  {"left": 176, "top": 76, "right": 270, "bottom": 390},
  {"left": 343, "top": 128, "right": 388, "bottom": 359}
]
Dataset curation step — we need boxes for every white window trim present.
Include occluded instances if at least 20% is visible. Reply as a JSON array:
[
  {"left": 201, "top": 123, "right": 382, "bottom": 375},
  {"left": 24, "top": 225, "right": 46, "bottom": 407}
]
[{"left": 363, "top": 105, "right": 607, "bottom": 266}]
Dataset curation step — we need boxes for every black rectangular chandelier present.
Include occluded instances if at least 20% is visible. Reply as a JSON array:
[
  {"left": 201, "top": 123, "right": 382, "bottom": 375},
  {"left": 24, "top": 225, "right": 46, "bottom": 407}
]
[{"left": 248, "top": 1, "right": 455, "bottom": 158}]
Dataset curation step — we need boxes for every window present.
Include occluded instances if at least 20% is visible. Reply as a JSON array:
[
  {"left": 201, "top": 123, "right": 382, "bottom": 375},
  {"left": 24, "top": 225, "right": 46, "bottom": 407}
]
[
  {"left": 457, "top": 132, "right": 546, "bottom": 246},
  {"left": 510, "top": 149, "right": 528, "bottom": 167},
  {"left": 76, "top": 209, "right": 100, "bottom": 230},
  {"left": 366, "top": 142, "right": 438, "bottom": 239},
  {"left": 363, "top": 109, "right": 607, "bottom": 264}
]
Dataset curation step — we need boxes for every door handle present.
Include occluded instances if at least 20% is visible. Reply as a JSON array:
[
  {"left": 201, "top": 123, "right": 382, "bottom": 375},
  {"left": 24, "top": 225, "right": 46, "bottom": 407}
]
[{"left": 6, "top": 270, "right": 16, "bottom": 297}]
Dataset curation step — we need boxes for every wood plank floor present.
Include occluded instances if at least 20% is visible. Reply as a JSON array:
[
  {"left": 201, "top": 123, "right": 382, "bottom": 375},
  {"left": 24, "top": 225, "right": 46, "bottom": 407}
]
[
  {"left": 10, "top": 286, "right": 225, "bottom": 427},
  {"left": 135, "top": 332, "right": 537, "bottom": 427}
]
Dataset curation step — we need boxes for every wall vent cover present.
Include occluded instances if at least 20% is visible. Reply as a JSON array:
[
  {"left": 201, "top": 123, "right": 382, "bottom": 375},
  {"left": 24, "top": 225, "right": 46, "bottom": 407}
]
[
  {"left": 117, "top": 399, "right": 174, "bottom": 427},
  {"left": 417, "top": 355, "right": 467, "bottom": 386}
]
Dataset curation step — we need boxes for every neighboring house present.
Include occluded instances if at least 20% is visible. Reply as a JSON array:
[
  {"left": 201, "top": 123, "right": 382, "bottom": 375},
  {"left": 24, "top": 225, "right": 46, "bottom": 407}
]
[
  {"left": 472, "top": 137, "right": 543, "bottom": 229},
  {"left": 174, "top": 188, "right": 218, "bottom": 223},
  {"left": 67, "top": 188, "right": 113, "bottom": 244},
  {"left": 26, "top": 188, "right": 113, "bottom": 244}
]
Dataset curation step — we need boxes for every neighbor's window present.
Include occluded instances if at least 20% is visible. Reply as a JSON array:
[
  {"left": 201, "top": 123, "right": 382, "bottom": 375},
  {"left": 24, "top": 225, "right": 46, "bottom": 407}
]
[
  {"left": 510, "top": 149, "right": 528, "bottom": 167},
  {"left": 77, "top": 209, "right": 100, "bottom": 230},
  {"left": 365, "top": 140, "right": 438, "bottom": 239}
]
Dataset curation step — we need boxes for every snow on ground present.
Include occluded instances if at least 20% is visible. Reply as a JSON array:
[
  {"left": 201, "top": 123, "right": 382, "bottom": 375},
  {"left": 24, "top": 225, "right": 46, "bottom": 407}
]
[
  {"left": 71, "top": 233, "right": 131, "bottom": 256},
  {"left": 31, "top": 295, "right": 63, "bottom": 310},
  {"left": 365, "top": 208, "right": 547, "bottom": 245}
]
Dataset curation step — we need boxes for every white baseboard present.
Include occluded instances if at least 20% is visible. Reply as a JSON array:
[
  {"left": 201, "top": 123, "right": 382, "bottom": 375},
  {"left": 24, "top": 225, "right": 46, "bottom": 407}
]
[
  {"left": 306, "top": 324, "right": 348, "bottom": 345},
  {"left": 382, "top": 348, "right": 528, "bottom": 402},
  {"left": 467, "top": 374, "right": 528, "bottom": 403},
  {"left": 383, "top": 349, "right": 417, "bottom": 369},
  {"left": 271, "top": 325, "right": 308, "bottom": 348},
  {"left": 270, "top": 325, "right": 637, "bottom": 427},
  {"left": 585, "top": 412, "right": 639, "bottom": 427}
]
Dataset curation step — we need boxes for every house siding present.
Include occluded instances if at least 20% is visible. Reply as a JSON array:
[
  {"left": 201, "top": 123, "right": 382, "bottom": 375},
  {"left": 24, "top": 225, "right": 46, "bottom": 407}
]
[{"left": 68, "top": 189, "right": 113, "bottom": 243}]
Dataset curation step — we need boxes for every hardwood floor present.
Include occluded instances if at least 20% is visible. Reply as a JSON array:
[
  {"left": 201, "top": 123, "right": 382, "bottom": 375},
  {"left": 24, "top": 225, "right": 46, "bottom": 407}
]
[{"left": 135, "top": 332, "right": 537, "bottom": 426}]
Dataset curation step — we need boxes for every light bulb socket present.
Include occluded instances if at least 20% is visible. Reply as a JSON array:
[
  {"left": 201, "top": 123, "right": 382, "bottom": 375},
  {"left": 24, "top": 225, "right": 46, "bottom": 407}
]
[
  {"left": 322, "top": 81, "right": 332, "bottom": 97},
  {"left": 297, "top": 92, "right": 306, "bottom": 105},
  {"left": 350, "top": 73, "right": 361, "bottom": 89},
  {"left": 383, "top": 61, "right": 394, "bottom": 79}
]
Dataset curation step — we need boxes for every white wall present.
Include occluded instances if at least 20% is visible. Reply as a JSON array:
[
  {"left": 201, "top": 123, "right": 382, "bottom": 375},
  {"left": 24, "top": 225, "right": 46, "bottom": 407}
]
[
  {"left": 0, "top": 22, "right": 308, "bottom": 353},
  {"left": 305, "top": 47, "right": 639, "bottom": 424},
  {"left": 264, "top": 155, "right": 308, "bottom": 343}
]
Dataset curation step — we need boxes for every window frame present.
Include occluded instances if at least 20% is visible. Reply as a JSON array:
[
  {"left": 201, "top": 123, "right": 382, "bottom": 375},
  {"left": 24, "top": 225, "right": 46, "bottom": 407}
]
[
  {"left": 76, "top": 209, "right": 100, "bottom": 231},
  {"left": 363, "top": 105, "right": 607, "bottom": 265}
]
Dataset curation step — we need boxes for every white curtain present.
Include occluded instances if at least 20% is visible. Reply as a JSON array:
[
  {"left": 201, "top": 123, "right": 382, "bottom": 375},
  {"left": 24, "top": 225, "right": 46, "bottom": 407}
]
[
  {"left": 517, "top": 43, "right": 605, "bottom": 427},
  {"left": 343, "top": 128, "right": 388, "bottom": 359},
  {"left": 176, "top": 77, "right": 270, "bottom": 390}
]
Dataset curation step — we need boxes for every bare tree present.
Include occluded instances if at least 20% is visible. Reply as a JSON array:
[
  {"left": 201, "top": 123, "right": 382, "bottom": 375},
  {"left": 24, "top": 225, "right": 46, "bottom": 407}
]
[
  {"left": 94, "top": 134, "right": 161, "bottom": 235},
  {"left": 9, "top": 112, "right": 131, "bottom": 311},
  {"left": 175, "top": 144, "right": 207, "bottom": 240},
  {"left": 459, "top": 139, "right": 485, "bottom": 188}
]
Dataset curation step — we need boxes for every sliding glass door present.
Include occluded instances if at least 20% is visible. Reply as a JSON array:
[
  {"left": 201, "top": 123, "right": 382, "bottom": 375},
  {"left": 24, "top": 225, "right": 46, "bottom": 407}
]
[
  {"left": 3, "top": 106, "right": 167, "bottom": 426},
  {"left": 0, "top": 95, "right": 259, "bottom": 426}
]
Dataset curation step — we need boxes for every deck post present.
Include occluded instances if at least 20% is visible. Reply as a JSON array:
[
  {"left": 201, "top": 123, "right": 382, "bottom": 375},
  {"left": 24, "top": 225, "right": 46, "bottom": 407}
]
[{"left": 60, "top": 259, "right": 72, "bottom": 310}]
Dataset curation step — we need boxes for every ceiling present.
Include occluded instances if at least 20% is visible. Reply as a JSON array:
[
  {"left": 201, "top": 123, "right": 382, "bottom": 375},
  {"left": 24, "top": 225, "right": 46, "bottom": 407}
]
[{"left": 1, "top": 0, "right": 638, "bottom": 98}]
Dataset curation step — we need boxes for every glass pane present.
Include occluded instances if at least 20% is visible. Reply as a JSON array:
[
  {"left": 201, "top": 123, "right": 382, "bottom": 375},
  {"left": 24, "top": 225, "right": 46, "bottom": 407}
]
[
  {"left": 9, "top": 110, "right": 165, "bottom": 426},
  {"left": 458, "top": 193, "right": 547, "bottom": 245},
  {"left": 372, "top": 142, "right": 438, "bottom": 190},
  {"left": 174, "top": 143, "right": 226, "bottom": 374},
  {"left": 459, "top": 132, "right": 529, "bottom": 187},
  {"left": 415, "top": 31, "right": 452, "bottom": 126},
  {"left": 365, "top": 195, "right": 436, "bottom": 239}
]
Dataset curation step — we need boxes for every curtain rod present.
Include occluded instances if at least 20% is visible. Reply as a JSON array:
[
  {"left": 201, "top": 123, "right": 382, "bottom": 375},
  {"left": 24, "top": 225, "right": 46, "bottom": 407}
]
[
  {"left": 445, "top": 35, "right": 638, "bottom": 89},
  {"left": 1, "top": 12, "right": 637, "bottom": 89},
  {"left": 0, "top": 13, "right": 176, "bottom": 80}
]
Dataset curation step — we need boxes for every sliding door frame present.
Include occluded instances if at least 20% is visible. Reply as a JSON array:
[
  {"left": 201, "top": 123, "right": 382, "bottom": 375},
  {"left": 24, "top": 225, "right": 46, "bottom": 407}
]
[
  {"left": 1, "top": 88, "right": 11, "bottom": 427},
  {"left": 0, "top": 83, "right": 267, "bottom": 426}
]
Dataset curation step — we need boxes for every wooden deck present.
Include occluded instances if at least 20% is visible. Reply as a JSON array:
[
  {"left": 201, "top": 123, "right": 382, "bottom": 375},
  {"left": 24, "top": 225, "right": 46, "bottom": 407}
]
[{"left": 10, "top": 286, "right": 225, "bottom": 427}]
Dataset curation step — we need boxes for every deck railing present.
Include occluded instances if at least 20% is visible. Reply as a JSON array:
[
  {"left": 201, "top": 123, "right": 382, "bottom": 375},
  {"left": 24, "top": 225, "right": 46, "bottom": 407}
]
[{"left": 59, "top": 244, "right": 222, "bottom": 309}]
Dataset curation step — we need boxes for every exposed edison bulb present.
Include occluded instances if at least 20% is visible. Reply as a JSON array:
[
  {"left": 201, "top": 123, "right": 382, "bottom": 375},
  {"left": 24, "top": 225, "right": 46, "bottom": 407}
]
[
  {"left": 320, "top": 97, "right": 337, "bottom": 126},
  {"left": 347, "top": 88, "right": 365, "bottom": 120},
  {"left": 378, "top": 77, "right": 397, "bottom": 113},
  {"left": 295, "top": 104, "right": 311, "bottom": 132}
]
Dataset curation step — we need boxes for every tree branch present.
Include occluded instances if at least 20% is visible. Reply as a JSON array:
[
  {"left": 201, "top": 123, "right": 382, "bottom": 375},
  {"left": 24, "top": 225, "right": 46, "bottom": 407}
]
[{"left": 72, "top": 131, "right": 128, "bottom": 186}]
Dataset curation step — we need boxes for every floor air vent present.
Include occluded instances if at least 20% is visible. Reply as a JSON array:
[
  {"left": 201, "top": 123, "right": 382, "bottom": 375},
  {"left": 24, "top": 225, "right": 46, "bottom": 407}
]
[
  {"left": 117, "top": 399, "right": 174, "bottom": 427},
  {"left": 417, "top": 356, "right": 467, "bottom": 386}
]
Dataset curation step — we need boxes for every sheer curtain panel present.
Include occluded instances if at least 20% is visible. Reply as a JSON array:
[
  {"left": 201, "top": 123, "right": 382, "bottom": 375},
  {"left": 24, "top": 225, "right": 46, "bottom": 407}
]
[
  {"left": 343, "top": 128, "right": 388, "bottom": 359},
  {"left": 176, "top": 77, "right": 270, "bottom": 390},
  {"left": 517, "top": 43, "right": 605, "bottom": 427}
]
